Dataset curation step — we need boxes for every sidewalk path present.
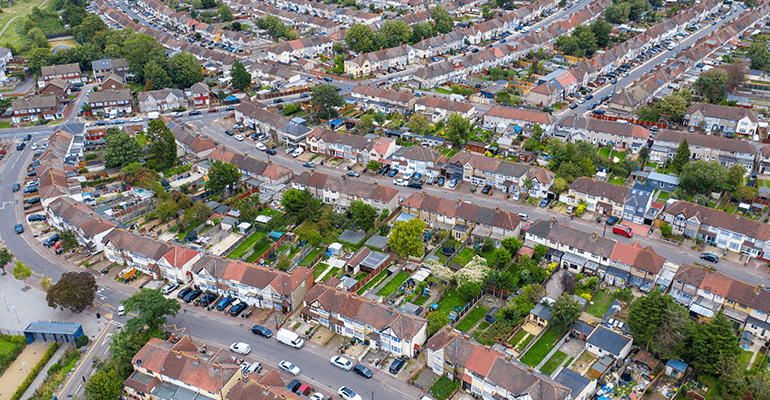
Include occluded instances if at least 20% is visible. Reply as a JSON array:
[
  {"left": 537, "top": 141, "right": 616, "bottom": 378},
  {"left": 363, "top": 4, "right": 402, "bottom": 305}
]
[
  {"left": 20, "top": 344, "right": 70, "bottom": 399},
  {"left": 0, "top": 341, "right": 49, "bottom": 400}
]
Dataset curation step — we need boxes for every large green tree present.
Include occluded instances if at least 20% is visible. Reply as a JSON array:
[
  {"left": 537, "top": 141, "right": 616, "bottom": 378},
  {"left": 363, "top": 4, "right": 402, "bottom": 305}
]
[
  {"left": 679, "top": 160, "right": 728, "bottom": 195},
  {"left": 446, "top": 112, "right": 473, "bottom": 147},
  {"left": 121, "top": 288, "right": 181, "bottom": 332},
  {"left": 13, "top": 261, "right": 31, "bottom": 289},
  {"left": 591, "top": 20, "right": 613, "bottom": 48},
  {"left": 388, "top": 218, "right": 426, "bottom": 258},
  {"left": 282, "top": 188, "right": 323, "bottom": 222},
  {"left": 231, "top": 60, "right": 252, "bottom": 91},
  {"left": 168, "top": 52, "right": 204, "bottom": 88},
  {"left": 411, "top": 22, "right": 436, "bottom": 43},
  {"left": 311, "top": 84, "right": 344, "bottom": 120},
  {"left": 726, "top": 164, "right": 747, "bottom": 191},
  {"left": 345, "top": 24, "right": 375, "bottom": 53},
  {"left": 46, "top": 272, "right": 97, "bottom": 313},
  {"left": 693, "top": 68, "right": 728, "bottom": 104},
  {"left": 374, "top": 21, "right": 411, "bottom": 49},
  {"left": 671, "top": 138, "right": 690, "bottom": 171},
  {"left": 748, "top": 40, "right": 770, "bottom": 71},
  {"left": 218, "top": 4, "right": 233, "bottom": 21},
  {"left": 144, "top": 60, "right": 172, "bottom": 90},
  {"left": 408, "top": 113, "right": 431, "bottom": 135},
  {"left": 27, "top": 47, "right": 53, "bottom": 74},
  {"left": 147, "top": 119, "right": 176, "bottom": 170},
  {"left": 350, "top": 200, "right": 378, "bottom": 231},
  {"left": 0, "top": 247, "right": 13, "bottom": 273},
  {"left": 431, "top": 4, "right": 453, "bottom": 34},
  {"left": 206, "top": 160, "right": 242, "bottom": 193},
  {"left": 627, "top": 290, "right": 676, "bottom": 351},
  {"left": 59, "top": 230, "right": 79, "bottom": 252},
  {"left": 550, "top": 295, "right": 582, "bottom": 331},
  {"left": 85, "top": 368, "right": 123, "bottom": 400},
  {"left": 104, "top": 127, "right": 142, "bottom": 168},
  {"left": 123, "top": 33, "right": 167, "bottom": 83},
  {"left": 688, "top": 313, "right": 740, "bottom": 376}
]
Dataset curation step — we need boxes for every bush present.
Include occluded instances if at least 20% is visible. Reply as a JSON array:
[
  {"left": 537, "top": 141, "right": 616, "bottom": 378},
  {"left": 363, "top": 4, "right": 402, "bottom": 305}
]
[
  {"left": 10, "top": 342, "right": 59, "bottom": 400},
  {"left": 580, "top": 293, "right": 591, "bottom": 301},
  {"left": 575, "top": 202, "right": 587, "bottom": 217},
  {"left": 47, "top": 362, "right": 61, "bottom": 375},
  {"left": 76, "top": 335, "right": 89, "bottom": 348},
  {"left": 0, "top": 335, "right": 26, "bottom": 376},
  {"left": 660, "top": 222, "right": 672, "bottom": 238}
]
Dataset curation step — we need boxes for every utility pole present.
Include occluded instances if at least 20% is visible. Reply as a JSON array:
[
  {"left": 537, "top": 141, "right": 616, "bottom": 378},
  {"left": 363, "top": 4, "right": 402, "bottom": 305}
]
[{"left": 184, "top": 309, "right": 193, "bottom": 341}]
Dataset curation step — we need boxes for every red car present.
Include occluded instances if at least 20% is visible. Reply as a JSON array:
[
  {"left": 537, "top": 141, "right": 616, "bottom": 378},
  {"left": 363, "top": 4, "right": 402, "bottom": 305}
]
[
  {"left": 316, "top": 75, "right": 322, "bottom": 79},
  {"left": 208, "top": 108, "right": 218, "bottom": 113}
]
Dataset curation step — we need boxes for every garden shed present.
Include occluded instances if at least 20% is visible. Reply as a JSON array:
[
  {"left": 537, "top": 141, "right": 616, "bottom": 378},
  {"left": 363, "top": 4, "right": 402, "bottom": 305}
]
[{"left": 328, "top": 242, "right": 343, "bottom": 256}]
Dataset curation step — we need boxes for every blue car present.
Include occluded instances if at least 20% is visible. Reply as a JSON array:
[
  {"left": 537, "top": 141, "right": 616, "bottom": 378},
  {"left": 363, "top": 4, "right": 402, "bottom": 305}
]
[
  {"left": 413, "top": 172, "right": 422, "bottom": 181},
  {"left": 216, "top": 297, "right": 235, "bottom": 311},
  {"left": 15, "top": 224, "right": 23, "bottom": 234},
  {"left": 388, "top": 168, "right": 399, "bottom": 178}
]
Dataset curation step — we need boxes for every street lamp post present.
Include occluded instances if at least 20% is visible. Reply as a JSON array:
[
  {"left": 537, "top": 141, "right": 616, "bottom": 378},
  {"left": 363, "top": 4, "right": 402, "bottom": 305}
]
[
  {"left": 2, "top": 295, "right": 8, "bottom": 311},
  {"left": 184, "top": 309, "right": 193, "bottom": 341},
  {"left": 12, "top": 306, "right": 19, "bottom": 323}
]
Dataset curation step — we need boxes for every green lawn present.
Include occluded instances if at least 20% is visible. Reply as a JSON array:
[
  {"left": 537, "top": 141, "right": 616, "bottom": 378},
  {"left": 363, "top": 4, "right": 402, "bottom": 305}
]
[
  {"left": 0, "top": 335, "right": 26, "bottom": 376},
  {"left": 585, "top": 290, "right": 613, "bottom": 318},
  {"left": 136, "top": 132, "right": 149, "bottom": 146},
  {"left": 435, "top": 87, "right": 452, "bottom": 95},
  {"left": 608, "top": 176, "right": 626, "bottom": 186},
  {"left": 452, "top": 247, "right": 476, "bottom": 267},
  {"left": 313, "top": 263, "right": 330, "bottom": 279},
  {"left": 610, "top": 150, "right": 627, "bottom": 160},
  {"left": 455, "top": 306, "right": 488, "bottom": 332},
  {"left": 540, "top": 350, "right": 569, "bottom": 376},
  {"left": 357, "top": 269, "right": 388, "bottom": 295},
  {"left": 258, "top": 208, "right": 283, "bottom": 218},
  {"left": 176, "top": 220, "right": 204, "bottom": 242},
  {"left": 245, "top": 237, "right": 273, "bottom": 263},
  {"left": 657, "top": 191, "right": 671, "bottom": 201},
  {"left": 436, "top": 288, "right": 467, "bottom": 315},
  {"left": 376, "top": 272, "right": 409, "bottom": 297},
  {"left": 598, "top": 147, "right": 611, "bottom": 159},
  {"left": 440, "top": 148, "right": 460, "bottom": 158},
  {"left": 300, "top": 247, "right": 324, "bottom": 266},
  {"left": 429, "top": 375, "right": 461, "bottom": 400},
  {"left": 0, "top": 0, "right": 50, "bottom": 47},
  {"left": 508, "top": 329, "right": 532, "bottom": 347},
  {"left": 227, "top": 231, "right": 267, "bottom": 259},
  {"left": 323, "top": 267, "right": 341, "bottom": 282},
  {"left": 520, "top": 328, "right": 565, "bottom": 367},
  {"left": 738, "top": 349, "right": 754, "bottom": 370}
]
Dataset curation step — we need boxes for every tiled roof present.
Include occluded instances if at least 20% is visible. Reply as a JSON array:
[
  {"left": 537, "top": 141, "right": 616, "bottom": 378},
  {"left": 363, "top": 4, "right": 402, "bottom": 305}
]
[
  {"left": 653, "top": 130, "right": 756, "bottom": 154},
  {"left": 666, "top": 200, "right": 770, "bottom": 241},
  {"left": 569, "top": 177, "right": 630, "bottom": 204},
  {"left": 527, "top": 219, "right": 615, "bottom": 259},
  {"left": 686, "top": 102, "right": 758, "bottom": 123},
  {"left": 401, "top": 192, "right": 521, "bottom": 231}
]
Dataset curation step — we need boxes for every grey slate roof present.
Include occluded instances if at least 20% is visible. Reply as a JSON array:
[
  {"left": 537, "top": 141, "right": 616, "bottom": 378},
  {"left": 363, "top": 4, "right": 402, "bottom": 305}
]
[
  {"left": 554, "top": 368, "right": 591, "bottom": 397},
  {"left": 586, "top": 325, "right": 632, "bottom": 357}
]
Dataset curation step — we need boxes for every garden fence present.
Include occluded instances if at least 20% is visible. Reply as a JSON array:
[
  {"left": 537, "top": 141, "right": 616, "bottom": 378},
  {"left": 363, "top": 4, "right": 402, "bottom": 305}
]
[
  {"left": 443, "top": 241, "right": 467, "bottom": 268},
  {"left": 250, "top": 233, "right": 292, "bottom": 266},
  {"left": 222, "top": 225, "right": 256, "bottom": 257},
  {"left": 349, "top": 261, "right": 389, "bottom": 293},
  {"left": 450, "top": 291, "right": 484, "bottom": 326}
]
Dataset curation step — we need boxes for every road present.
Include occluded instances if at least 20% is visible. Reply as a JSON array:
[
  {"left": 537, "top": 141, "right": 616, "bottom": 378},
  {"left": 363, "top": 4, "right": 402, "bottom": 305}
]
[
  {"left": 57, "top": 320, "right": 119, "bottom": 399},
  {"left": 560, "top": 9, "right": 745, "bottom": 118}
]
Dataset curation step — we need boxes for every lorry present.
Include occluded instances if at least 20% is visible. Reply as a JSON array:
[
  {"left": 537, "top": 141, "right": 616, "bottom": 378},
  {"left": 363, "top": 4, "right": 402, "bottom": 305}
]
[
  {"left": 276, "top": 328, "right": 305, "bottom": 349},
  {"left": 612, "top": 224, "right": 634, "bottom": 238}
]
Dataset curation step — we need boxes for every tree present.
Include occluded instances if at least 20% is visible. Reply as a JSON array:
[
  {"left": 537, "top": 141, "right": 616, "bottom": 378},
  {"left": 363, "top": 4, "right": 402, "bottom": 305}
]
[
  {"left": 147, "top": 119, "right": 176, "bottom": 170},
  {"left": 13, "top": 261, "right": 31, "bottom": 289},
  {"left": 358, "top": 114, "right": 374, "bottom": 133},
  {"left": 206, "top": 160, "right": 242, "bottom": 194},
  {"left": 458, "top": 281, "right": 481, "bottom": 302},
  {"left": 591, "top": 20, "right": 612, "bottom": 48},
  {"left": 745, "top": 0, "right": 757, "bottom": 7},
  {"left": 638, "top": 147, "right": 650, "bottom": 165},
  {"left": 311, "top": 84, "right": 344, "bottom": 120},
  {"left": 680, "top": 160, "right": 727, "bottom": 195},
  {"left": 604, "top": 3, "right": 630, "bottom": 24},
  {"left": 660, "top": 222, "right": 672, "bottom": 238},
  {"left": 501, "top": 237, "right": 522, "bottom": 255},
  {"left": 408, "top": 113, "right": 431, "bottom": 135},
  {"left": 0, "top": 247, "right": 13, "bottom": 273},
  {"left": 724, "top": 61, "right": 746, "bottom": 93},
  {"left": 218, "top": 4, "right": 233, "bottom": 21},
  {"left": 121, "top": 288, "right": 181, "bottom": 332},
  {"left": 374, "top": 21, "right": 411, "bottom": 48},
  {"left": 60, "top": 230, "right": 79, "bottom": 252},
  {"left": 490, "top": 248, "right": 511, "bottom": 268},
  {"left": 345, "top": 24, "right": 375, "bottom": 53},
  {"left": 123, "top": 33, "right": 167, "bottom": 83},
  {"left": 143, "top": 59, "right": 171, "bottom": 90},
  {"left": 550, "top": 295, "right": 582, "bottom": 331},
  {"left": 748, "top": 40, "right": 770, "bottom": 71},
  {"left": 694, "top": 68, "right": 728, "bottom": 104},
  {"left": 627, "top": 290, "right": 676, "bottom": 351},
  {"left": 651, "top": 304, "right": 692, "bottom": 360},
  {"left": 350, "top": 200, "right": 377, "bottom": 231},
  {"left": 734, "top": 185, "right": 759, "bottom": 202},
  {"left": 411, "top": 22, "right": 435, "bottom": 43},
  {"left": 85, "top": 368, "right": 123, "bottom": 400},
  {"left": 388, "top": 218, "right": 426, "bottom": 258},
  {"left": 257, "top": 16, "right": 288, "bottom": 38},
  {"left": 666, "top": 5, "right": 679, "bottom": 18},
  {"left": 689, "top": 313, "right": 741, "bottom": 376},
  {"left": 726, "top": 165, "right": 747, "bottom": 191},
  {"left": 431, "top": 4, "right": 453, "bottom": 34},
  {"left": 446, "top": 112, "right": 472, "bottom": 147},
  {"left": 46, "top": 272, "right": 97, "bottom": 313},
  {"left": 282, "top": 189, "right": 323, "bottom": 222},
  {"left": 427, "top": 311, "right": 449, "bottom": 335},
  {"left": 168, "top": 52, "right": 204, "bottom": 88},
  {"left": 656, "top": 89, "right": 691, "bottom": 120},
  {"left": 104, "top": 128, "right": 142, "bottom": 168},
  {"left": 333, "top": 42, "right": 344, "bottom": 54},
  {"left": 551, "top": 177, "right": 568, "bottom": 194},
  {"left": 231, "top": 60, "right": 252, "bottom": 91},
  {"left": 671, "top": 139, "right": 690, "bottom": 171},
  {"left": 27, "top": 46, "right": 52, "bottom": 74},
  {"left": 73, "top": 14, "right": 108, "bottom": 43}
]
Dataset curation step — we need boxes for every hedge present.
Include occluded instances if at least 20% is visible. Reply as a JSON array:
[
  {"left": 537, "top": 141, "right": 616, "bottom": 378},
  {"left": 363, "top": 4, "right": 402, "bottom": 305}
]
[
  {"left": 0, "top": 335, "right": 27, "bottom": 376},
  {"left": 10, "top": 342, "right": 59, "bottom": 400}
]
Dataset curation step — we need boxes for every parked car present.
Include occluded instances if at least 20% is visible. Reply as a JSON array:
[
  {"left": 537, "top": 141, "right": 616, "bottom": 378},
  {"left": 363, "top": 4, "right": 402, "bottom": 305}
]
[
  {"left": 188, "top": 110, "right": 201, "bottom": 116},
  {"left": 27, "top": 214, "right": 46, "bottom": 222},
  {"left": 279, "top": 360, "right": 301, "bottom": 376},
  {"left": 539, "top": 198, "right": 551, "bottom": 207},
  {"left": 216, "top": 297, "right": 235, "bottom": 311},
  {"left": 407, "top": 182, "right": 422, "bottom": 189},
  {"left": 393, "top": 179, "right": 407, "bottom": 186},
  {"left": 199, "top": 292, "right": 218, "bottom": 306},
  {"left": 161, "top": 282, "right": 178, "bottom": 294},
  {"left": 481, "top": 184, "right": 492, "bottom": 194},
  {"left": 346, "top": 170, "right": 360, "bottom": 177},
  {"left": 612, "top": 224, "right": 633, "bottom": 238},
  {"left": 229, "top": 301, "right": 248, "bottom": 316},
  {"left": 387, "top": 169, "right": 399, "bottom": 178},
  {"left": 229, "top": 342, "right": 251, "bottom": 355},
  {"left": 43, "top": 234, "right": 60, "bottom": 247},
  {"left": 700, "top": 253, "right": 719, "bottom": 263},
  {"left": 183, "top": 289, "right": 202, "bottom": 303},
  {"left": 353, "top": 364, "right": 372, "bottom": 378},
  {"left": 605, "top": 216, "right": 620, "bottom": 225},
  {"left": 330, "top": 355, "right": 353, "bottom": 371},
  {"left": 338, "top": 387, "right": 362, "bottom": 400},
  {"left": 266, "top": 148, "right": 276, "bottom": 155},
  {"left": 12, "top": 183, "right": 20, "bottom": 192},
  {"left": 389, "top": 357, "right": 406, "bottom": 374},
  {"left": 251, "top": 325, "right": 273, "bottom": 338},
  {"left": 303, "top": 162, "right": 315, "bottom": 168},
  {"left": 23, "top": 187, "right": 38, "bottom": 194},
  {"left": 437, "top": 177, "right": 445, "bottom": 186},
  {"left": 448, "top": 179, "right": 458, "bottom": 188},
  {"left": 286, "top": 380, "right": 301, "bottom": 393},
  {"left": 177, "top": 287, "right": 193, "bottom": 299},
  {"left": 234, "top": 135, "right": 244, "bottom": 141}
]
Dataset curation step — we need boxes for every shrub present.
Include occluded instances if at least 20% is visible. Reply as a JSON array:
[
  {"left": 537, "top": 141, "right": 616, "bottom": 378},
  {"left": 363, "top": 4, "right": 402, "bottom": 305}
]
[
  {"left": 660, "top": 222, "right": 672, "bottom": 238},
  {"left": 580, "top": 293, "right": 592, "bottom": 301},
  {"left": 76, "top": 335, "right": 89, "bottom": 348},
  {"left": 47, "top": 362, "right": 62, "bottom": 375},
  {"left": 10, "top": 342, "right": 59, "bottom": 400},
  {"left": 575, "top": 202, "right": 587, "bottom": 217}
]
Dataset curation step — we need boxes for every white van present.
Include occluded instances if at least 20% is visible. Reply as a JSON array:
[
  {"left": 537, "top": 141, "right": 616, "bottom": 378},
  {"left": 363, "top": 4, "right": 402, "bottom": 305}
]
[
  {"left": 148, "top": 111, "right": 160, "bottom": 119},
  {"left": 276, "top": 328, "right": 304, "bottom": 349}
]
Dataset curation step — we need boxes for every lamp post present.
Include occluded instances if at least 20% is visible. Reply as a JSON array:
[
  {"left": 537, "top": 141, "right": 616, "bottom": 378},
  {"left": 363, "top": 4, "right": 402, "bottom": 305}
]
[
  {"left": 12, "top": 306, "right": 19, "bottom": 323},
  {"left": 2, "top": 294, "right": 8, "bottom": 311},
  {"left": 184, "top": 309, "right": 193, "bottom": 341}
]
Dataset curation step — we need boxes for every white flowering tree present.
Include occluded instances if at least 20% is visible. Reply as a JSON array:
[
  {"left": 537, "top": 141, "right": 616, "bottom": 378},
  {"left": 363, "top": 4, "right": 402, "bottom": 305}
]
[{"left": 424, "top": 255, "right": 490, "bottom": 286}]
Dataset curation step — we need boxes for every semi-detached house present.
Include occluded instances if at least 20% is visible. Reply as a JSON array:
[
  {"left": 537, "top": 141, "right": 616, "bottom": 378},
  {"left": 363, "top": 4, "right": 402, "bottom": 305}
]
[
  {"left": 483, "top": 105, "right": 557, "bottom": 136},
  {"left": 137, "top": 89, "right": 185, "bottom": 113},
  {"left": 11, "top": 96, "right": 63, "bottom": 124},
  {"left": 301, "top": 284, "right": 427, "bottom": 357},
  {"left": 266, "top": 36, "right": 333, "bottom": 64},
  {"left": 664, "top": 200, "right": 770, "bottom": 259},
  {"left": 391, "top": 146, "right": 442, "bottom": 177},
  {"left": 560, "top": 177, "right": 629, "bottom": 217},
  {"left": 305, "top": 127, "right": 371, "bottom": 164},
  {"left": 556, "top": 116, "right": 650, "bottom": 154},
  {"left": 102, "top": 229, "right": 173, "bottom": 279},
  {"left": 414, "top": 96, "right": 476, "bottom": 123},
  {"left": 445, "top": 152, "right": 554, "bottom": 198},
  {"left": 344, "top": 45, "right": 415, "bottom": 78},
  {"left": 38, "top": 63, "right": 83, "bottom": 88},
  {"left": 207, "top": 147, "right": 293, "bottom": 185},
  {"left": 401, "top": 192, "right": 522, "bottom": 244},
  {"left": 350, "top": 85, "right": 416, "bottom": 113},
  {"left": 88, "top": 89, "right": 133, "bottom": 116},
  {"left": 684, "top": 103, "right": 759, "bottom": 135},
  {"left": 651, "top": 130, "right": 756, "bottom": 172},
  {"left": 292, "top": 170, "right": 400, "bottom": 213},
  {"left": 45, "top": 197, "right": 116, "bottom": 254}
]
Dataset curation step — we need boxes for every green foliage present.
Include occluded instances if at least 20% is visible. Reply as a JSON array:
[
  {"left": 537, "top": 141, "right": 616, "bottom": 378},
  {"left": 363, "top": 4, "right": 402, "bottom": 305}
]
[
  {"left": 168, "top": 52, "right": 204, "bottom": 88},
  {"left": 546, "top": 139, "right": 603, "bottom": 182},
  {"left": 446, "top": 112, "right": 472, "bottom": 147},
  {"left": 9, "top": 343, "right": 59, "bottom": 400},
  {"left": 104, "top": 128, "right": 142, "bottom": 168},
  {"left": 408, "top": 113, "right": 431, "bottom": 135},
  {"left": 109, "top": 328, "right": 163, "bottom": 378},
  {"left": 311, "top": 84, "right": 344, "bottom": 120},
  {"left": 206, "top": 160, "right": 242, "bottom": 193},
  {"left": 679, "top": 160, "right": 728, "bottom": 195},
  {"left": 501, "top": 237, "right": 522, "bottom": 255},
  {"left": 556, "top": 24, "right": 597, "bottom": 57},
  {"left": 458, "top": 281, "right": 482, "bottom": 302},
  {"left": 143, "top": 60, "right": 171, "bottom": 89},
  {"left": 283, "top": 103, "right": 299, "bottom": 116},
  {"left": 231, "top": 60, "right": 252, "bottom": 91},
  {"left": 76, "top": 335, "right": 89, "bottom": 348},
  {"left": 0, "top": 247, "right": 14, "bottom": 273},
  {"left": 388, "top": 218, "right": 426, "bottom": 258},
  {"left": 427, "top": 311, "right": 450, "bottom": 335},
  {"left": 121, "top": 288, "right": 181, "bottom": 332},
  {"left": 218, "top": 4, "right": 233, "bottom": 21},
  {"left": 147, "top": 119, "right": 176, "bottom": 171},
  {"left": 591, "top": 20, "right": 612, "bottom": 48},
  {"left": 85, "top": 366, "right": 123, "bottom": 400},
  {"left": 374, "top": 20, "right": 411, "bottom": 48},
  {"left": 411, "top": 21, "right": 436, "bottom": 43},
  {"left": 12, "top": 261, "right": 31, "bottom": 288},
  {"left": 0, "top": 335, "right": 26, "bottom": 376},
  {"left": 748, "top": 40, "right": 770, "bottom": 71},
  {"left": 549, "top": 295, "right": 582, "bottom": 330},
  {"left": 627, "top": 290, "right": 677, "bottom": 351},
  {"left": 431, "top": 4, "right": 453, "bottom": 34},
  {"left": 345, "top": 23, "right": 375, "bottom": 52},
  {"left": 123, "top": 33, "right": 168, "bottom": 83},
  {"left": 350, "top": 200, "right": 377, "bottom": 231},
  {"left": 671, "top": 139, "right": 690, "bottom": 172},
  {"left": 694, "top": 69, "right": 729, "bottom": 104},
  {"left": 282, "top": 189, "right": 323, "bottom": 222},
  {"left": 59, "top": 230, "right": 79, "bottom": 252},
  {"left": 660, "top": 222, "right": 672, "bottom": 238}
]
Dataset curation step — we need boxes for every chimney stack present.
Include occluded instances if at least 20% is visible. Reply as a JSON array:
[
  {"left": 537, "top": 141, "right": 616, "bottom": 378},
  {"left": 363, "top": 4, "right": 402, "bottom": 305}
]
[
  {"left": 457, "top": 197, "right": 463, "bottom": 205},
  {"left": 527, "top": 366, "right": 534, "bottom": 374}
]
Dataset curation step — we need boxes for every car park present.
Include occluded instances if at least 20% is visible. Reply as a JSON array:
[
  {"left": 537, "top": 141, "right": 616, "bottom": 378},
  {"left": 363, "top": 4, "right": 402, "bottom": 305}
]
[
  {"left": 229, "top": 301, "right": 247, "bottom": 316},
  {"left": 280, "top": 360, "right": 301, "bottom": 375},
  {"left": 330, "top": 355, "right": 354, "bottom": 370},
  {"left": 700, "top": 253, "right": 719, "bottom": 263},
  {"left": 389, "top": 357, "right": 406, "bottom": 374},
  {"left": 251, "top": 325, "right": 272, "bottom": 338},
  {"left": 230, "top": 342, "right": 251, "bottom": 355},
  {"left": 353, "top": 364, "right": 372, "bottom": 378}
]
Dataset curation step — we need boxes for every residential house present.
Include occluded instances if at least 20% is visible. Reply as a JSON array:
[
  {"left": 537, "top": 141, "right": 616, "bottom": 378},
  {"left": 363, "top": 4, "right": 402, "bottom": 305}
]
[
  {"left": 92, "top": 58, "right": 130, "bottom": 80},
  {"left": 187, "top": 82, "right": 211, "bottom": 108},
  {"left": 556, "top": 116, "right": 650, "bottom": 153},
  {"left": 158, "top": 245, "right": 203, "bottom": 283},
  {"left": 137, "top": 89, "right": 186, "bottom": 113},
  {"left": 527, "top": 303, "right": 551, "bottom": 329},
  {"left": 191, "top": 256, "right": 313, "bottom": 313},
  {"left": 207, "top": 147, "right": 293, "bottom": 185},
  {"left": 391, "top": 146, "right": 442, "bottom": 177},
  {"left": 445, "top": 152, "right": 554, "bottom": 198},
  {"left": 304, "top": 127, "right": 371, "bottom": 164},
  {"left": 585, "top": 325, "right": 633, "bottom": 360},
  {"left": 99, "top": 74, "right": 125, "bottom": 91},
  {"left": 684, "top": 103, "right": 759, "bottom": 135},
  {"left": 664, "top": 200, "right": 770, "bottom": 259},
  {"left": 622, "top": 184, "right": 654, "bottom": 225},
  {"left": 525, "top": 218, "right": 616, "bottom": 275},
  {"left": 350, "top": 85, "right": 416, "bottom": 113},
  {"left": 414, "top": 96, "right": 476, "bottom": 123},
  {"left": 301, "top": 283, "right": 427, "bottom": 357},
  {"left": 170, "top": 124, "right": 217, "bottom": 159},
  {"left": 123, "top": 336, "right": 241, "bottom": 400},
  {"left": 643, "top": 171, "right": 680, "bottom": 192},
  {"left": 40, "top": 79, "right": 69, "bottom": 98},
  {"left": 401, "top": 192, "right": 522, "bottom": 243},
  {"left": 266, "top": 36, "right": 333, "bottom": 64},
  {"left": 425, "top": 327, "right": 572, "bottom": 400},
  {"left": 88, "top": 89, "right": 134, "bottom": 116},
  {"left": 345, "top": 247, "right": 391, "bottom": 274},
  {"left": 39, "top": 63, "right": 83, "bottom": 88},
  {"left": 366, "top": 137, "right": 397, "bottom": 163},
  {"left": 344, "top": 45, "right": 415, "bottom": 78},
  {"left": 234, "top": 102, "right": 312, "bottom": 144},
  {"left": 560, "top": 177, "right": 630, "bottom": 217},
  {"left": 651, "top": 130, "right": 756, "bottom": 171},
  {"left": 554, "top": 368, "right": 596, "bottom": 400},
  {"left": 526, "top": 69, "right": 578, "bottom": 106},
  {"left": 0, "top": 46, "right": 12, "bottom": 82},
  {"left": 102, "top": 229, "right": 173, "bottom": 278},
  {"left": 292, "top": 170, "right": 400, "bottom": 213},
  {"left": 759, "top": 145, "right": 770, "bottom": 174},
  {"left": 45, "top": 197, "right": 115, "bottom": 253},
  {"left": 11, "top": 95, "right": 63, "bottom": 124},
  {"left": 483, "top": 105, "right": 557, "bottom": 136}
]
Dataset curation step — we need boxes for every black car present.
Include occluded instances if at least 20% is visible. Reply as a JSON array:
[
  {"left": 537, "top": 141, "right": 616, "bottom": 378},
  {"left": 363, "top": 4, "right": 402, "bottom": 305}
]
[
  {"left": 437, "top": 177, "right": 445, "bottom": 186},
  {"left": 353, "top": 364, "right": 372, "bottom": 378},
  {"left": 27, "top": 171, "right": 37, "bottom": 177},
  {"left": 605, "top": 216, "right": 620, "bottom": 226},
  {"left": 225, "top": 130, "right": 234, "bottom": 136},
  {"left": 177, "top": 287, "right": 193, "bottom": 299},
  {"left": 569, "top": 103, "right": 578, "bottom": 109},
  {"left": 183, "top": 289, "right": 203, "bottom": 303},
  {"left": 700, "top": 253, "right": 719, "bottom": 263},
  {"left": 286, "top": 380, "right": 301, "bottom": 393},
  {"left": 26, "top": 197, "right": 40, "bottom": 205},
  {"left": 23, "top": 187, "right": 38, "bottom": 194},
  {"left": 27, "top": 214, "right": 46, "bottom": 222},
  {"left": 16, "top": 143, "right": 25, "bottom": 151},
  {"left": 389, "top": 357, "right": 406, "bottom": 374},
  {"left": 378, "top": 165, "right": 391, "bottom": 175},
  {"left": 216, "top": 297, "right": 235, "bottom": 311},
  {"left": 15, "top": 224, "right": 23, "bottom": 234},
  {"left": 407, "top": 182, "right": 422, "bottom": 189},
  {"left": 23, "top": 134, "right": 31, "bottom": 141},
  {"left": 229, "top": 301, "right": 248, "bottom": 316},
  {"left": 585, "top": 94, "right": 593, "bottom": 100},
  {"left": 481, "top": 184, "right": 492, "bottom": 194},
  {"left": 265, "top": 148, "right": 276, "bottom": 155},
  {"left": 273, "top": 98, "right": 284, "bottom": 103},
  {"left": 251, "top": 325, "right": 273, "bottom": 338},
  {"left": 43, "top": 234, "right": 60, "bottom": 247},
  {"left": 12, "top": 183, "right": 20, "bottom": 192},
  {"left": 199, "top": 292, "right": 218, "bottom": 307},
  {"left": 189, "top": 110, "right": 202, "bottom": 116},
  {"left": 302, "top": 162, "right": 315, "bottom": 168}
]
